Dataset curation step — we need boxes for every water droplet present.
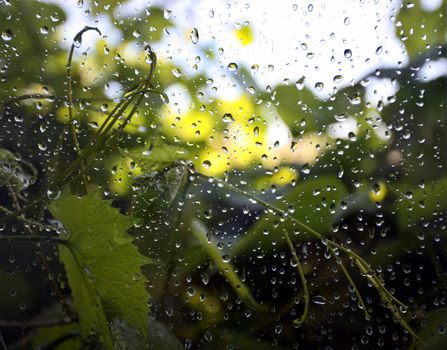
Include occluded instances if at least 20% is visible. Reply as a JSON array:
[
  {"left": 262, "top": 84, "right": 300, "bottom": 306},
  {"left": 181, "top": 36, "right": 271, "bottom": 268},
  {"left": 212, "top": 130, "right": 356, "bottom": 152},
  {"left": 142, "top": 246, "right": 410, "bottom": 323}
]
[
  {"left": 221, "top": 254, "right": 231, "bottom": 263},
  {"left": 312, "top": 295, "right": 326, "bottom": 305},
  {"left": 227, "top": 62, "right": 238, "bottom": 72},
  {"left": 190, "top": 28, "right": 199, "bottom": 44},
  {"left": 222, "top": 113, "right": 235, "bottom": 123},
  {"left": 204, "top": 331, "right": 213, "bottom": 342},
  {"left": 335, "top": 113, "right": 347, "bottom": 121},
  {"left": 375, "top": 46, "right": 383, "bottom": 55},
  {"left": 40, "top": 26, "right": 49, "bottom": 35},
  {"left": 333, "top": 75, "right": 343, "bottom": 83},
  {"left": 347, "top": 92, "right": 361, "bottom": 105},
  {"left": 47, "top": 188, "right": 61, "bottom": 200},
  {"left": 295, "top": 76, "right": 305, "bottom": 90},
  {"left": 301, "top": 163, "right": 310, "bottom": 175},
  {"left": 1, "top": 29, "right": 13, "bottom": 41},
  {"left": 314, "top": 82, "right": 324, "bottom": 91},
  {"left": 186, "top": 287, "right": 195, "bottom": 296},
  {"left": 133, "top": 30, "right": 141, "bottom": 38},
  {"left": 171, "top": 67, "right": 182, "bottom": 78},
  {"left": 202, "top": 160, "right": 211, "bottom": 169},
  {"left": 348, "top": 132, "right": 357, "bottom": 141},
  {"left": 204, "top": 209, "right": 213, "bottom": 219},
  {"left": 344, "top": 49, "right": 352, "bottom": 58}
]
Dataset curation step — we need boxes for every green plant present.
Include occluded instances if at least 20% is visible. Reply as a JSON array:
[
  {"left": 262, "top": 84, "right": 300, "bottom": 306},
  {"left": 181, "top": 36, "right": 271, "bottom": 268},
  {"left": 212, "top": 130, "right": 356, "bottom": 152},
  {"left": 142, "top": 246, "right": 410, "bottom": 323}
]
[{"left": 0, "top": 25, "right": 428, "bottom": 349}]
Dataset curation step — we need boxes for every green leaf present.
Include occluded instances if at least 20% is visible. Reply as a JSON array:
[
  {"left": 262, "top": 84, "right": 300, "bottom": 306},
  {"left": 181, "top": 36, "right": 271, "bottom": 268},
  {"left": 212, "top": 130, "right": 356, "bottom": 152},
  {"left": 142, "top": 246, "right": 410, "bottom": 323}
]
[
  {"left": 415, "top": 307, "right": 447, "bottom": 349},
  {"left": 49, "top": 191, "right": 152, "bottom": 346},
  {"left": 394, "top": 176, "right": 447, "bottom": 229},
  {"left": 396, "top": 0, "right": 446, "bottom": 59},
  {"left": 111, "top": 319, "right": 146, "bottom": 350},
  {"left": 131, "top": 164, "right": 189, "bottom": 218},
  {"left": 273, "top": 85, "right": 365, "bottom": 134},
  {"left": 120, "top": 8, "right": 172, "bottom": 43},
  {"left": 31, "top": 323, "right": 81, "bottom": 350},
  {"left": 232, "top": 176, "right": 348, "bottom": 255},
  {"left": 58, "top": 244, "right": 114, "bottom": 349},
  {"left": 124, "top": 143, "right": 189, "bottom": 172}
]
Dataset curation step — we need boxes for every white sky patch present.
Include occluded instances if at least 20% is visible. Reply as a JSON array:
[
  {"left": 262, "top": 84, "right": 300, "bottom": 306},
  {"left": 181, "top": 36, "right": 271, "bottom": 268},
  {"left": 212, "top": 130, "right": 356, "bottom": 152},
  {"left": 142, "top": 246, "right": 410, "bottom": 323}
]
[
  {"left": 44, "top": 0, "right": 123, "bottom": 51},
  {"left": 139, "top": 0, "right": 407, "bottom": 99},
  {"left": 417, "top": 58, "right": 447, "bottom": 82},
  {"left": 164, "top": 83, "right": 192, "bottom": 115},
  {"left": 365, "top": 77, "right": 400, "bottom": 106},
  {"left": 327, "top": 117, "right": 358, "bottom": 140},
  {"left": 44, "top": 0, "right": 409, "bottom": 100},
  {"left": 42, "top": 0, "right": 412, "bottom": 145},
  {"left": 104, "top": 80, "right": 124, "bottom": 100},
  {"left": 420, "top": 0, "right": 443, "bottom": 11}
]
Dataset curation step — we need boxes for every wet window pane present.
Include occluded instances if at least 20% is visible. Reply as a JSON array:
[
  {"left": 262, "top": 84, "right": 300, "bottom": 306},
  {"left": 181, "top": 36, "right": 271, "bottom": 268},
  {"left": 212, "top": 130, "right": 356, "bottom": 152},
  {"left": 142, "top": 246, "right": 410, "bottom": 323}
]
[{"left": 0, "top": 0, "right": 446, "bottom": 349}]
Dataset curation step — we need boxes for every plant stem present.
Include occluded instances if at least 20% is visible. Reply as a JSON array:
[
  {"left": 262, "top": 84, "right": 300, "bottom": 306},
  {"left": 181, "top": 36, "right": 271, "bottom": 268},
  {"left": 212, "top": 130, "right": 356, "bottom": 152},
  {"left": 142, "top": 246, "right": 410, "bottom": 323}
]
[
  {"left": 191, "top": 219, "right": 262, "bottom": 309},
  {"left": 66, "top": 28, "right": 101, "bottom": 194},
  {"left": 200, "top": 174, "right": 421, "bottom": 341},
  {"left": 0, "top": 204, "right": 58, "bottom": 230},
  {"left": 282, "top": 228, "right": 309, "bottom": 327},
  {"left": 0, "top": 235, "right": 67, "bottom": 245}
]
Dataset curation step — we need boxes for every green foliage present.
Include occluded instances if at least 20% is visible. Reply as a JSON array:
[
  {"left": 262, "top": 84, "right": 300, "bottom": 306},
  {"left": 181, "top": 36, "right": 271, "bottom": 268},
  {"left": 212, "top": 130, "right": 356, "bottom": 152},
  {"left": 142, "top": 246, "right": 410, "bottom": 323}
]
[
  {"left": 124, "top": 143, "right": 189, "bottom": 172},
  {"left": 119, "top": 8, "right": 173, "bottom": 43},
  {"left": 49, "top": 190, "right": 151, "bottom": 346},
  {"left": 31, "top": 323, "right": 81, "bottom": 350},
  {"left": 396, "top": 0, "right": 446, "bottom": 58},
  {"left": 0, "top": 0, "right": 66, "bottom": 91},
  {"left": 395, "top": 176, "right": 447, "bottom": 229},
  {"left": 0, "top": 148, "right": 36, "bottom": 191},
  {"left": 274, "top": 85, "right": 366, "bottom": 134},
  {"left": 0, "top": 0, "right": 445, "bottom": 348},
  {"left": 415, "top": 307, "right": 447, "bottom": 350}
]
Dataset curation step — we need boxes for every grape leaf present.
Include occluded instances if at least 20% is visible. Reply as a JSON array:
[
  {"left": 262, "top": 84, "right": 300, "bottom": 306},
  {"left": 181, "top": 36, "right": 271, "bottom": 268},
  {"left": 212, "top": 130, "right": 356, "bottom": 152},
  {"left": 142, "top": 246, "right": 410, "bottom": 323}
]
[
  {"left": 49, "top": 191, "right": 151, "bottom": 346},
  {"left": 123, "top": 143, "right": 189, "bottom": 172},
  {"left": 31, "top": 323, "right": 81, "bottom": 350}
]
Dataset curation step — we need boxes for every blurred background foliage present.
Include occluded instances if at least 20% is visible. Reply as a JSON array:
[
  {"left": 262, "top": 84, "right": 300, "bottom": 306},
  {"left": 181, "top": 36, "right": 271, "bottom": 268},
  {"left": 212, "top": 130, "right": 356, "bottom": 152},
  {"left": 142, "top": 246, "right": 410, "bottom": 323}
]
[{"left": 0, "top": 0, "right": 446, "bottom": 349}]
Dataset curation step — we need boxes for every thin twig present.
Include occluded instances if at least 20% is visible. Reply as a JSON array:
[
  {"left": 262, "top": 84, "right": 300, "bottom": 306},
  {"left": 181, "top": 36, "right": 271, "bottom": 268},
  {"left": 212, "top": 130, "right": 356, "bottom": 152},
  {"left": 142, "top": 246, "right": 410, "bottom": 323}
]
[
  {"left": 200, "top": 175, "right": 421, "bottom": 342},
  {"left": 0, "top": 235, "right": 67, "bottom": 245},
  {"left": 66, "top": 27, "right": 101, "bottom": 194},
  {"left": 0, "top": 204, "right": 57, "bottom": 231},
  {"left": 282, "top": 228, "right": 309, "bottom": 327},
  {"left": 0, "top": 317, "right": 73, "bottom": 328}
]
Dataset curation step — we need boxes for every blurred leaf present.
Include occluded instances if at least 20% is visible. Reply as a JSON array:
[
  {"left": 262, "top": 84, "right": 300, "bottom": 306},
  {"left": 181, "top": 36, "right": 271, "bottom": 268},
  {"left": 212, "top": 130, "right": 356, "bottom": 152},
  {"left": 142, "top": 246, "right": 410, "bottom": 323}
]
[
  {"left": 124, "top": 143, "right": 189, "bottom": 172},
  {"left": 274, "top": 85, "right": 366, "bottom": 134},
  {"left": 111, "top": 319, "right": 146, "bottom": 350},
  {"left": 0, "top": 0, "right": 66, "bottom": 91},
  {"left": 415, "top": 307, "right": 447, "bottom": 349},
  {"left": 146, "top": 319, "right": 183, "bottom": 350},
  {"left": 52, "top": 245, "right": 113, "bottom": 349},
  {"left": 31, "top": 323, "right": 80, "bottom": 350},
  {"left": 191, "top": 219, "right": 261, "bottom": 308},
  {"left": 232, "top": 176, "right": 348, "bottom": 255},
  {"left": 49, "top": 190, "right": 151, "bottom": 344},
  {"left": 130, "top": 161, "right": 190, "bottom": 219},
  {"left": 120, "top": 8, "right": 172, "bottom": 43},
  {"left": 396, "top": 0, "right": 446, "bottom": 58},
  {"left": 218, "top": 330, "right": 290, "bottom": 350},
  {"left": 394, "top": 176, "right": 447, "bottom": 229},
  {"left": 89, "top": 0, "right": 122, "bottom": 16}
]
